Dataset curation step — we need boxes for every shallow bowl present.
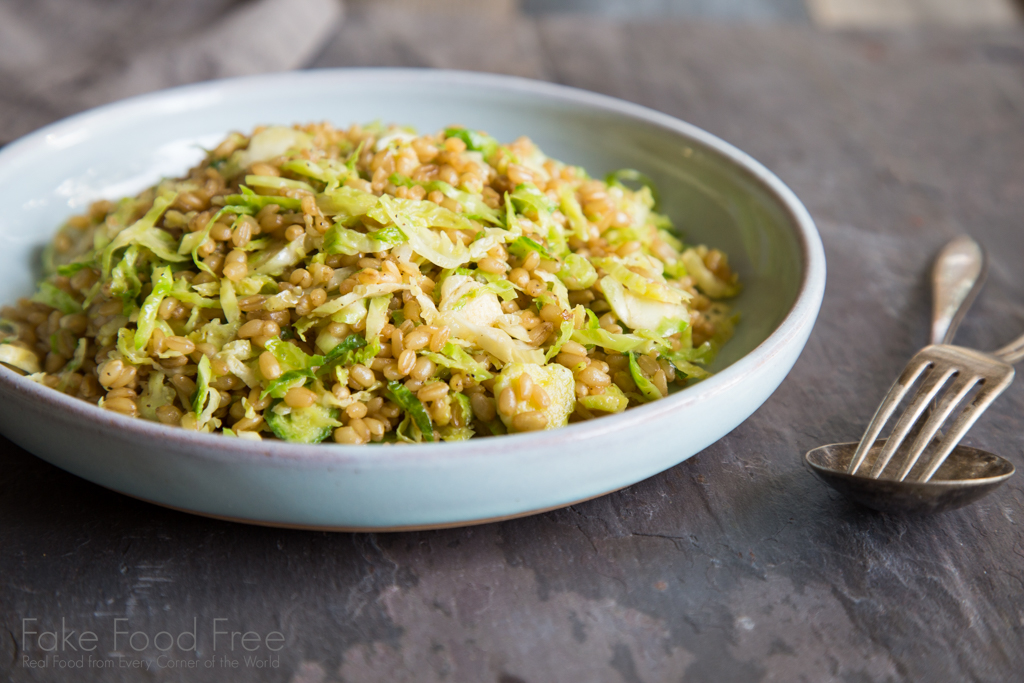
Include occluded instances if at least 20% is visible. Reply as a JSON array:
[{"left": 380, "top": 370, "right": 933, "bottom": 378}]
[{"left": 0, "top": 69, "right": 825, "bottom": 530}]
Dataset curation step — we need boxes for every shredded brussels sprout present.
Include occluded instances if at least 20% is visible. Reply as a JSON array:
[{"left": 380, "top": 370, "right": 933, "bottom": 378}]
[{"left": 3, "top": 121, "right": 741, "bottom": 443}]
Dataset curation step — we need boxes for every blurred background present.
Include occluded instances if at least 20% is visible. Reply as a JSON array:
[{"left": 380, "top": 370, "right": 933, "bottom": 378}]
[{"left": 1, "top": 0, "right": 1021, "bottom": 146}]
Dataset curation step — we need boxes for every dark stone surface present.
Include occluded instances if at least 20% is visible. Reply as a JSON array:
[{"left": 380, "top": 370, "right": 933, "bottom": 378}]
[{"left": 3, "top": 12, "right": 1024, "bottom": 683}]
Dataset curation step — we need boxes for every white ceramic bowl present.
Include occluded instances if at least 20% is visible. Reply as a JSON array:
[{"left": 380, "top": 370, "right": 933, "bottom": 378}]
[{"left": 0, "top": 69, "right": 825, "bottom": 530}]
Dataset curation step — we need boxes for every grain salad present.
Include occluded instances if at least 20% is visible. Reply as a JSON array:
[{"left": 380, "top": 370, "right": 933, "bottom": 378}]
[{"left": 0, "top": 122, "right": 740, "bottom": 444}]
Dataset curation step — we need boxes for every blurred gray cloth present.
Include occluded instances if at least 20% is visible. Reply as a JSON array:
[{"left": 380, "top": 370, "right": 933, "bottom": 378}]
[{"left": 0, "top": 0, "right": 344, "bottom": 144}]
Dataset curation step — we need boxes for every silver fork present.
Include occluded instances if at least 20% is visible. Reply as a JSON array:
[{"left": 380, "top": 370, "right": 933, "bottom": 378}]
[{"left": 848, "top": 237, "right": 1022, "bottom": 482}]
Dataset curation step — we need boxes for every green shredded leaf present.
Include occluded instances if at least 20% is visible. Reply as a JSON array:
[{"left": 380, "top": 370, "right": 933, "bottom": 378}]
[
  {"left": 116, "top": 328, "right": 152, "bottom": 366},
  {"left": 346, "top": 140, "right": 365, "bottom": 174},
  {"left": 421, "top": 342, "right": 493, "bottom": 381},
  {"left": 557, "top": 253, "right": 598, "bottom": 291},
  {"left": 281, "top": 159, "right": 347, "bottom": 187},
  {"left": 365, "top": 296, "right": 391, "bottom": 342},
  {"left": 424, "top": 181, "right": 503, "bottom": 225},
  {"left": 504, "top": 191, "right": 516, "bottom": 231},
  {"left": 594, "top": 257, "right": 684, "bottom": 303},
  {"left": 265, "top": 337, "right": 324, "bottom": 372},
  {"left": 168, "top": 277, "right": 219, "bottom": 309},
  {"left": 680, "top": 249, "right": 741, "bottom": 299},
  {"left": 388, "top": 173, "right": 415, "bottom": 188},
  {"left": 580, "top": 383, "right": 629, "bottom": 413},
  {"left": 138, "top": 371, "right": 176, "bottom": 420},
  {"left": 628, "top": 352, "right": 663, "bottom": 402},
  {"left": 351, "top": 338, "right": 381, "bottom": 366},
  {"left": 265, "top": 401, "right": 340, "bottom": 444},
  {"left": 324, "top": 223, "right": 405, "bottom": 255},
  {"left": 253, "top": 236, "right": 307, "bottom": 277},
  {"left": 508, "top": 236, "right": 555, "bottom": 262},
  {"left": 245, "top": 175, "right": 315, "bottom": 192},
  {"left": 385, "top": 380, "right": 434, "bottom": 442},
  {"left": 369, "top": 196, "right": 476, "bottom": 268},
  {"left": 56, "top": 261, "right": 93, "bottom": 277},
  {"left": 31, "top": 282, "right": 81, "bottom": 315},
  {"left": 558, "top": 186, "right": 588, "bottom": 242},
  {"left": 664, "top": 355, "right": 710, "bottom": 381},
  {"left": 451, "top": 393, "right": 471, "bottom": 420},
  {"left": 220, "top": 278, "right": 240, "bottom": 324},
  {"left": 222, "top": 186, "right": 301, "bottom": 212},
  {"left": 572, "top": 328, "right": 657, "bottom": 355},
  {"left": 316, "top": 334, "right": 368, "bottom": 378},
  {"left": 109, "top": 245, "right": 142, "bottom": 307},
  {"left": 438, "top": 425, "right": 474, "bottom": 442},
  {"left": 474, "top": 271, "right": 518, "bottom": 302},
  {"left": 192, "top": 355, "right": 213, "bottom": 415},
  {"left": 316, "top": 186, "right": 379, "bottom": 220},
  {"left": 179, "top": 207, "right": 232, "bottom": 274},
  {"left": 101, "top": 192, "right": 178, "bottom": 276},
  {"left": 260, "top": 369, "right": 314, "bottom": 400},
  {"left": 135, "top": 266, "right": 173, "bottom": 350},
  {"left": 444, "top": 127, "right": 499, "bottom": 158},
  {"left": 545, "top": 320, "right": 576, "bottom": 361},
  {"left": 510, "top": 183, "right": 555, "bottom": 217}
]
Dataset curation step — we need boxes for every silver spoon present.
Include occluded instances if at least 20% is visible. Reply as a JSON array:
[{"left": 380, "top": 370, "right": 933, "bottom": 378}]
[{"left": 806, "top": 236, "right": 1017, "bottom": 514}]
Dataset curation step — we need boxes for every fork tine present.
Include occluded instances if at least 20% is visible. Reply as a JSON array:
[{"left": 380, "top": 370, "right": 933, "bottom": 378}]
[
  {"left": 894, "top": 373, "right": 980, "bottom": 481},
  {"left": 867, "top": 364, "right": 958, "bottom": 479},
  {"left": 848, "top": 356, "right": 933, "bottom": 476},
  {"left": 917, "top": 369, "right": 1016, "bottom": 482}
]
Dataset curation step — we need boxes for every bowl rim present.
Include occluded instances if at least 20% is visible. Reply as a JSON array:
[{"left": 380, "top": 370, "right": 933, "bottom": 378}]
[{"left": 0, "top": 67, "right": 826, "bottom": 468}]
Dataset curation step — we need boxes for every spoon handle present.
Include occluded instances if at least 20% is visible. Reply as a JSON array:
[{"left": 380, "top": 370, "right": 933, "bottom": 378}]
[{"left": 931, "top": 236, "right": 987, "bottom": 345}]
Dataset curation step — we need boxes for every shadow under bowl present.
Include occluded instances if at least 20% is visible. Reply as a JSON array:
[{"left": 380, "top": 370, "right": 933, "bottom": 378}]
[{"left": 805, "top": 440, "right": 1015, "bottom": 515}]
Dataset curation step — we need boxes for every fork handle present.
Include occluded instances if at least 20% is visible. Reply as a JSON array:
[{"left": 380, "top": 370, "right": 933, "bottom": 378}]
[
  {"left": 931, "top": 236, "right": 987, "bottom": 345},
  {"left": 995, "top": 333, "right": 1024, "bottom": 365}
]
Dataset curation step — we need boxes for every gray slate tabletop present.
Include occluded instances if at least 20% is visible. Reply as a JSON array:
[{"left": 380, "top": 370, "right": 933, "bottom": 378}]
[{"left": 3, "top": 10, "right": 1024, "bottom": 683}]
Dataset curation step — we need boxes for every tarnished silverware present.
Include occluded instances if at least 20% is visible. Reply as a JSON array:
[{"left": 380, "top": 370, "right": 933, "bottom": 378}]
[
  {"left": 806, "top": 236, "right": 1019, "bottom": 513},
  {"left": 805, "top": 440, "right": 1013, "bottom": 515},
  {"left": 929, "top": 234, "right": 988, "bottom": 346},
  {"left": 846, "top": 344, "right": 1015, "bottom": 483}
]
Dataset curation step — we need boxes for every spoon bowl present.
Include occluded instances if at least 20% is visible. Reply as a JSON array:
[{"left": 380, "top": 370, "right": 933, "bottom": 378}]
[{"left": 805, "top": 440, "right": 1014, "bottom": 514}]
